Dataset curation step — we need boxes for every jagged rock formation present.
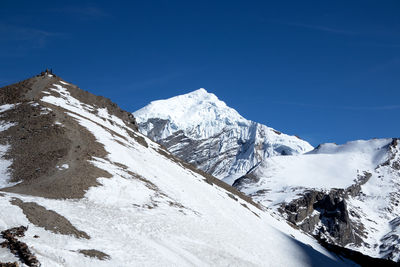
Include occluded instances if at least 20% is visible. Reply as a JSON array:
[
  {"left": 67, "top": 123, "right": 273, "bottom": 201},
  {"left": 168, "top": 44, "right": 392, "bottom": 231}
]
[{"left": 133, "top": 88, "right": 313, "bottom": 184}]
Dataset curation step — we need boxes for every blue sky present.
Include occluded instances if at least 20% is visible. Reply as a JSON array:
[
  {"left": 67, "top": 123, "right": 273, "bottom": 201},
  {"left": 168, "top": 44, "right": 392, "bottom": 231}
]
[{"left": 1, "top": 1, "right": 399, "bottom": 146}]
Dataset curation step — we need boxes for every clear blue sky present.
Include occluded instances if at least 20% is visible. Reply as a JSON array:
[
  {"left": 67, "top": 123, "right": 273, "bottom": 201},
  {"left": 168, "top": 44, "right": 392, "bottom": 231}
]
[{"left": 1, "top": 1, "right": 399, "bottom": 146}]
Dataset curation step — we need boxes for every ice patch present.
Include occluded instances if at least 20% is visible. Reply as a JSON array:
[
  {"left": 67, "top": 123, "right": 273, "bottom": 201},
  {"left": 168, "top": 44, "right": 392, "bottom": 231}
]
[
  {"left": 0, "top": 121, "right": 16, "bottom": 132},
  {"left": 0, "top": 103, "right": 17, "bottom": 113},
  {"left": 39, "top": 106, "right": 52, "bottom": 115},
  {"left": 0, "top": 144, "right": 15, "bottom": 189},
  {"left": 57, "top": 164, "right": 69, "bottom": 170}
]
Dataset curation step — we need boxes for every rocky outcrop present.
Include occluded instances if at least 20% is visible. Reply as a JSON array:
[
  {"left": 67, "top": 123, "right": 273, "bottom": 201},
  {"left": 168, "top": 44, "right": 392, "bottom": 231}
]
[
  {"left": 380, "top": 217, "right": 400, "bottom": 261},
  {"left": 11, "top": 198, "right": 89, "bottom": 239},
  {"left": 381, "top": 139, "right": 400, "bottom": 170},
  {"left": 281, "top": 172, "right": 372, "bottom": 247},
  {"left": 1, "top": 226, "right": 40, "bottom": 267},
  {"left": 78, "top": 249, "right": 110, "bottom": 260},
  {"left": 0, "top": 262, "right": 19, "bottom": 267},
  {"left": 318, "top": 239, "right": 398, "bottom": 267}
]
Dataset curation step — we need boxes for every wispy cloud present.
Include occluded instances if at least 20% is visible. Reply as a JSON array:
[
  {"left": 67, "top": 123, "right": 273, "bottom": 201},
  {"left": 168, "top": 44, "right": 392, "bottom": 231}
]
[
  {"left": 271, "top": 20, "right": 358, "bottom": 35},
  {"left": 51, "top": 6, "right": 111, "bottom": 20},
  {"left": 128, "top": 72, "right": 185, "bottom": 91},
  {"left": 277, "top": 101, "right": 400, "bottom": 110},
  {"left": 360, "top": 43, "right": 400, "bottom": 48},
  {"left": 0, "top": 23, "right": 65, "bottom": 51},
  {"left": 367, "top": 57, "right": 400, "bottom": 74},
  {"left": 341, "top": 105, "right": 400, "bottom": 110}
]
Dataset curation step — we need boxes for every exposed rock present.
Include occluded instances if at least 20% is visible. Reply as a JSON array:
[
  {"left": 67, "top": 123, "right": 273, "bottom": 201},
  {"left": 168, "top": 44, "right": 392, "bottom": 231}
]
[
  {"left": 318, "top": 238, "right": 398, "bottom": 267},
  {"left": 234, "top": 162, "right": 378, "bottom": 251},
  {"left": 381, "top": 139, "right": 400, "bottom": 171},
  {"left": 78, "top": 249, "right": 110, "bottom": 260},
  {"left": 281, "top": 173, "right": 372, "bottom": 247},
  {"left": 232, "top": 169, "right": 260, "bottom": 189},
  {"left": 0, "top": 262, "right": 19, "bottom": 267},
  {"left": 10, "top": 198, "right": 89, "bottom": 239},
  {"left": 1, "top": 226, "right": 40, "bottom": 267}
]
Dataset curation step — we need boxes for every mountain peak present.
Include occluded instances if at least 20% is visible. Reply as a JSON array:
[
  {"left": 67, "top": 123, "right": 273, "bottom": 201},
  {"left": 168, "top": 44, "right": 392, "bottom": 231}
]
[
  {"left": 182, "top": 88, "right": 220, "bottom": 103},
  {"left": 134, "top": 88, "right": 245, "bottom": 140},
  {"left": 134, "top": 89, "right": 314, "bottom": 182},
  {"left": 189, "top": 88, "right": 208, "bottom": 95}
]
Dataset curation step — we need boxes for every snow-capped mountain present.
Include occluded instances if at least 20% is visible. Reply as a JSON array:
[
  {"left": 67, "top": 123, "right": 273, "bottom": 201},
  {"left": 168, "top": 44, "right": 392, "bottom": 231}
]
[
  {"left": 134, "top": 88, "right": 313, "bottom": 184},
  {"left": 133, "top": 87, "right": 400, "bottom": 264},
  {"left": 0, "top": 73, "right": 349, "bottom": 266},
  {"left": 233, "top": 138, "right": 400, "bottom": 261}
]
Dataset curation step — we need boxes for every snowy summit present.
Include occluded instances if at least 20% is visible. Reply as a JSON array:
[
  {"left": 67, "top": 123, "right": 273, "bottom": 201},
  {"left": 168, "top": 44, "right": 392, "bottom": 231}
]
[
  {"left": 134, "top": 88, "right": 313, "bottom": 184},
  {"left": 134, "top": 88, "right": 248, "bottom": 139}
]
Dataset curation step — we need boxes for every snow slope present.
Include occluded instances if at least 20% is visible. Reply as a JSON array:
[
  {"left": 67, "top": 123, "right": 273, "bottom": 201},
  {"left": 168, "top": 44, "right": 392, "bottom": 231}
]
[
  {"left": 238, "top": 139, "right": 391, "bottom": 205},
  {"left": 0, "top": 104, "right": 18, "bottom": 189},
  {"left": 0, "top": 78, "right": 350, "bottom": 266},
  {"left": 234, "top": 138, "right": 400, "bottom": 261},
  {"left": 134, "top": 88, "right": 313, "bottom": 184}
]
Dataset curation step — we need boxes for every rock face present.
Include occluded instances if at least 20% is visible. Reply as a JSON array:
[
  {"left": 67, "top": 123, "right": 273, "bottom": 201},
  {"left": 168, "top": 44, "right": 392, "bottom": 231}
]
[
  {"left": 233, "top": 138, "right": 400, "bottom": 262},
  {"left": 133, "top": 88, "right": 313, "bottom": 184},
  {"left": 276, "top": 172, "right": 373, "bottom": 247}
]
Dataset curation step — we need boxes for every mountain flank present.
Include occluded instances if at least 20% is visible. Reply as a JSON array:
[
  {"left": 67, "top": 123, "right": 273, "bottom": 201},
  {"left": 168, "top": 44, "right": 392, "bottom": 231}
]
[
  {"left": 0, "top": 73, "right": 137, "bottom": 198},
  {"left": 0, "top": 72, "right": 348, "bottom": 266}
]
